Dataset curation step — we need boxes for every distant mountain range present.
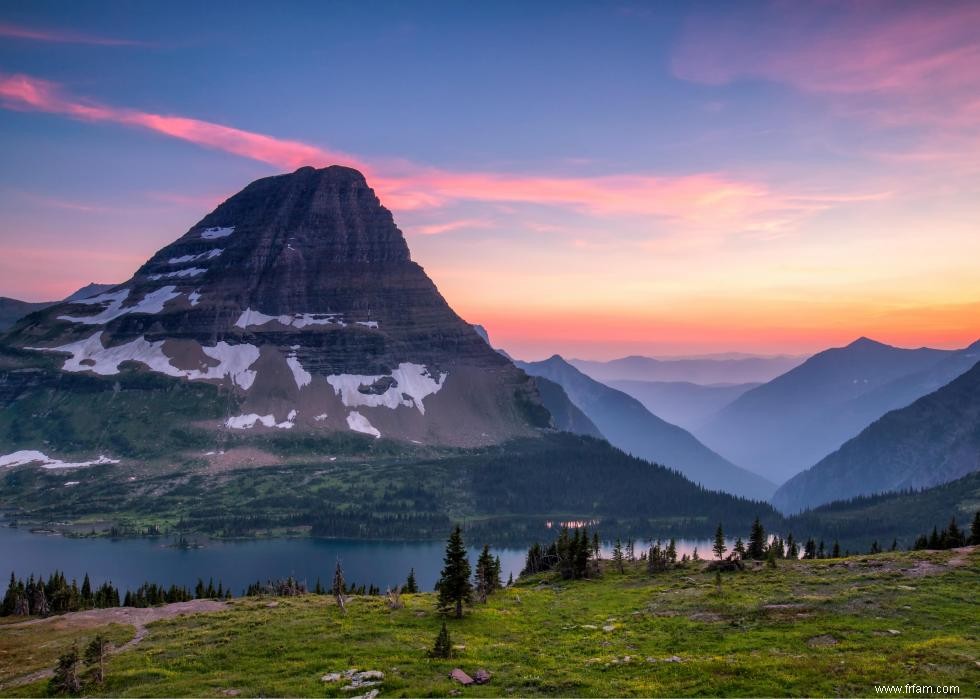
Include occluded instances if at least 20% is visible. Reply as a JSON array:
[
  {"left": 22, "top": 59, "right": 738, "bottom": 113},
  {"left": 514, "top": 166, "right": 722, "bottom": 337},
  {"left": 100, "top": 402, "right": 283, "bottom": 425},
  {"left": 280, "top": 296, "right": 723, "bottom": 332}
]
[
  {"left": 696, "top": 337, "right": 979, "bottom": 484},
  {"left": 606, "top": 380, "right": 758, "bottom": 432},
  {"left": 0, "top": 284, "right": 115, "bottom": 331},
  {"left": 516, "top": 355, "right": 775, "bottom": 500},
  {"left": 570, "top": 353, "right": 804, "bottom": 385},
  {"left": 773, "top": 358, "right": 980, "bottom": 513}
]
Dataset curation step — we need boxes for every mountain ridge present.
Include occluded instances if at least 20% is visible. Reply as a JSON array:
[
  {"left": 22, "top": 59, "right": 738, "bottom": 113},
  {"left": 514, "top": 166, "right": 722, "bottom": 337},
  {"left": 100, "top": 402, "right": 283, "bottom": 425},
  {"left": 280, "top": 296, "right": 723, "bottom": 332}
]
[
  {"left": 773, "top": 359, "right": 980, "bottom": 513},
  {"left": 516, "top": 354, "right": 776, "bottom": 500},
  {"left": 696, "top": 337, "right": 969, "bottom": 483}
]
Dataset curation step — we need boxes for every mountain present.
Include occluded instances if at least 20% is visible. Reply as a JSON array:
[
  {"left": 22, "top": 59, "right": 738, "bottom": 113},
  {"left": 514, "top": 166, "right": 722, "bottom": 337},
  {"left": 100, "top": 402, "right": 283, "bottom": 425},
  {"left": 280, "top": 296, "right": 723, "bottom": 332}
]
[
  {"left": 533, "top": 377, "right": 604, "bottom": 439},
  {"left": 0, "top": 284, "right": 119, "bottom": 332},
  {"left": 570, "top": 354, "right": 804, "bottom": 385},
  {"left": 1, "top": 166, "right": 550, "bottom": 454},
  {"left": 0, "top": 165, "right": 784, "bottom": 542},
  {"left": 515, "top": 355, "right": 776, "bottom": 500},
  {"left": 773, "top": 360, "right": 980, "bottom": 513},
  {"left": 0, "top": 298, "right": 53, "bottom": 332},
  {"left": 64, "top": 283, "right": 116, "bottom": 303},
  {"left": 606, "top": 380, "right": 758, "bottom": 432},
  {"left": 696, "top": 338, "right": 966, "bottom": 484}
]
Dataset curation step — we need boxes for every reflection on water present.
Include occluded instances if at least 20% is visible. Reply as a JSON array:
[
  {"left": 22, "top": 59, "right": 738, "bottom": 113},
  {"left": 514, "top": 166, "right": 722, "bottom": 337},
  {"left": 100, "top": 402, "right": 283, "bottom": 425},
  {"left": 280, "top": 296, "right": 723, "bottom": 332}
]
[{"left": 0, "top": 524, "right": 712, "bottom": 595}]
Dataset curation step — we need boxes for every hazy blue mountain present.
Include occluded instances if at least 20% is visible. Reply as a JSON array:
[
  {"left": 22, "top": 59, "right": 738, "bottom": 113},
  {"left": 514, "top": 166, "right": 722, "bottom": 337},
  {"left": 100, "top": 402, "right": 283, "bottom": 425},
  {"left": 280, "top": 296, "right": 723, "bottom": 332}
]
[
  {"left": 607, "top": 379, "right": 758, "bottom": 432},
  {"left": 534, "top": 377, "right": 604, "bottom": 439},
  {"left": 570, "top": 354, "right": 804, "bottom": 385},
  {"left": 773, "top": 359, "right": 980, "bottom": 513},
  {"left": 696, "top": 338, "right": 961, "bottom": 484},
  {"left": 516, "top": 355, "right": 775, "bottom": 500}
]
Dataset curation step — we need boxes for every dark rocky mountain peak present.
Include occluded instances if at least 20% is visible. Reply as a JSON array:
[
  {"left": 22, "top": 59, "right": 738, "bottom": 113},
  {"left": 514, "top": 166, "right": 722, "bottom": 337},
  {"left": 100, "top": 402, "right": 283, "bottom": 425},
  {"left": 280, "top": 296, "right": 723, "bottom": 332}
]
[{"left": 2, "top": 166, "right": 546, "bottom": 447}]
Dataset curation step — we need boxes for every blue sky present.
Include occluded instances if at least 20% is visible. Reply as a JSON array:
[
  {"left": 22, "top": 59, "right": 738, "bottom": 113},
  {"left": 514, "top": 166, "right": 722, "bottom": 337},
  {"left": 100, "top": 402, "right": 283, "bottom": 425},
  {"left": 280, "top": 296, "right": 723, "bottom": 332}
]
[{"left": 1, "top": 1, "right": 978, "bottom": 358}]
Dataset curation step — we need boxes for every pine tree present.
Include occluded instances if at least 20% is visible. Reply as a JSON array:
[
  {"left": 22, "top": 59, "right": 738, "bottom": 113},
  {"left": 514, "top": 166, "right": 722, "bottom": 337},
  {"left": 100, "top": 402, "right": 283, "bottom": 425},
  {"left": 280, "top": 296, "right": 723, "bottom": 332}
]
[
  {"left": 429, "top": 621, "right": 453, "bottom": 658},
  {"left": 713, "top": 523, "right": 727, "bottom": 560},
  {"left": 475, "top": 545, "right": 497, "bottom": 602},
  {"left": 832, "top": 540, "right": 841, "bottom": 558},
  {"left": 786, "top": 532, "right": 798, "bottom": 559},
  {"left": 84, "top": 634, "right": 110, "bottom": 685},
  {"left": 766, "top": 546, "right": 777, "bottom": 568},
  {"left": 971, "top": 511, "right": 980, "bottom": 545},
  {"left": 436, "top": 525, "right": 473, "bottom": 618},
  {"left": 80, "top": 574, "right": 92, "bottom": 609},
  {"left": 2, "top": 572, "right": 17, "bottom": 616},
  {"left": 49, "top": 642, "right": 81, "bottom": 695},
  {"left": 733, "top": 537, "right": 746, "bottom": 559},
  {"left": 612, "top": 538, "right": 625, "bottom": 573},
  {"left": 946, "top": 518, "right": 964, "bottom": 547},
  {"left": 747, "top": 517, "right": 766, "bottom": 560},
  {"left": 332, "top": 560, "right": 347, "bottom": 614},
  {"left": 692, "top": 546, "right": 701, "bottom": 562},
  {"left": 403, "top": 568, "right": 419, "bottom": 594}
]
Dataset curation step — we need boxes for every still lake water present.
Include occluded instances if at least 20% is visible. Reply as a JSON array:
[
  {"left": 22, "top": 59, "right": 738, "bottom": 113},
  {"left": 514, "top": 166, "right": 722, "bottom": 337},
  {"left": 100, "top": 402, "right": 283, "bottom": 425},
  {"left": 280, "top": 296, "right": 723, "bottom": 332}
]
[{"left": 0, "top": 525, "right": 712, "bottom": 595}]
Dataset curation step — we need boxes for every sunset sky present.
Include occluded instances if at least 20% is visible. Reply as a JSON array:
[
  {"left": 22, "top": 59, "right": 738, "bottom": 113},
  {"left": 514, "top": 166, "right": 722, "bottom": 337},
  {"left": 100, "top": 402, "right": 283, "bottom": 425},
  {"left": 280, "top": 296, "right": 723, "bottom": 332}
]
[{"left": 1, "top": 1, "right": 978, "bottom": 359}]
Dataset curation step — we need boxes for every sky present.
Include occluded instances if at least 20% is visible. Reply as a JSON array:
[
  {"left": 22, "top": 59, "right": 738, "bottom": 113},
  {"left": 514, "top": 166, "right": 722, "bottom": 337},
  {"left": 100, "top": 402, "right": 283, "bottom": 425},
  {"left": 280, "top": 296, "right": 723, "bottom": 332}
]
[{"left": 0, "top": 1, "right": 978, "bottom": 360}]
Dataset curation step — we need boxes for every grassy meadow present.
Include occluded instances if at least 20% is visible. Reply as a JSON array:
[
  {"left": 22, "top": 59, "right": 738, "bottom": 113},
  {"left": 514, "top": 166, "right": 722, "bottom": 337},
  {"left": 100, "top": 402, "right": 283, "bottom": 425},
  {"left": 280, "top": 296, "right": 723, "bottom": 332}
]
[{"left": 1, "top": 547, "right": 977, "bottom": 697}]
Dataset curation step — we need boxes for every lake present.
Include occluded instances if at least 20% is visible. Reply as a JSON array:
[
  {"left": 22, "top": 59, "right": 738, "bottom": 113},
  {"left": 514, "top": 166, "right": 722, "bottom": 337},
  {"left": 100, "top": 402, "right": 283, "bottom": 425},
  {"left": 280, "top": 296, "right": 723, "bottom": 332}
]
[{"left": 0, "top": 524, "right": 712, "bottom": 595}]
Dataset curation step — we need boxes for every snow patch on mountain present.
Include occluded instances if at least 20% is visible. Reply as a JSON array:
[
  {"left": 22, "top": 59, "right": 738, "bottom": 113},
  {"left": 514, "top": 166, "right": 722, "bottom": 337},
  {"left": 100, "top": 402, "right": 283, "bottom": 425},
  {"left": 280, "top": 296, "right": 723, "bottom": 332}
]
[
  {"left": 225, "top": 409, "right": 297, "bottom": 430},
  {"left": 286, "top": 351, "right": 312, "bottom": 389},
  {"left": 58, "top": 286, "right": 180, "bottom": 325},
  {"left": 0, "top": 450, "right": 119, "bottom": 470},
  {"left": 326, "top": 363, "right": 447, "bottom": 415},
  {"left": 201, "top": 226, "right": 234, "bottom": 239},
  {"left": 148, "top": 267, "right": 207, "bottom": 281},
  {"left": 188, "top": 289, "right": 202, "bottom": 306},
  {"left": 168, "top": 249, "right": 223, "bottom": 264},
  {"left": 346, "top": 410, "right": 380, "bottom": 438},
  {"left": 29, "top": 332, "right": 260, "bottom": 390},
  {"left": 356, "top": 321, "right": 379, "bottom": 329},
  {"left": 235, "top": 308, "right": 347, "bottom": 329}
]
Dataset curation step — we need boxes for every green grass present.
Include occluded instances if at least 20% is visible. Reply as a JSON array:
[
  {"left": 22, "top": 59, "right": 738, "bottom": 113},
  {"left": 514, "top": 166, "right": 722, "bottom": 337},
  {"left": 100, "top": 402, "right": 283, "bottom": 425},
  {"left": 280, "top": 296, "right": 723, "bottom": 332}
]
[{"left": 3, "top": 548, "right": 978, "bottom": 697}]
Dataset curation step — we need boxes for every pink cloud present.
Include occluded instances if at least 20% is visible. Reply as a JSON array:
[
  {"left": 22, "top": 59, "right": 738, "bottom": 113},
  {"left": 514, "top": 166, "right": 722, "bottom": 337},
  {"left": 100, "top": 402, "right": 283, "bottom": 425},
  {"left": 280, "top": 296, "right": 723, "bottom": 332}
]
[
  {"left": 0, "top": 72, "right": 877, "bottom": 231},
  {"left": 409, "top": 219, "right": 495, "bottom": 236},
  {"left": 671, "top": 2, "right": 980, "bottom": 129},
  {"left": 0, "top": 21, "right": 145, "bottom": 46}
]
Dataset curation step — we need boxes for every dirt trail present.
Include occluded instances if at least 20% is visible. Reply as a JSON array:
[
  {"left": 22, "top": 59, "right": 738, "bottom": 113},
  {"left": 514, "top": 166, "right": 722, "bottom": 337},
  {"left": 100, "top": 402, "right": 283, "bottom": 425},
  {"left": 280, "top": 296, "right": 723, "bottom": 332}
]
[{"left": 0, "top": 599, "right": 226, "bottom": 691}]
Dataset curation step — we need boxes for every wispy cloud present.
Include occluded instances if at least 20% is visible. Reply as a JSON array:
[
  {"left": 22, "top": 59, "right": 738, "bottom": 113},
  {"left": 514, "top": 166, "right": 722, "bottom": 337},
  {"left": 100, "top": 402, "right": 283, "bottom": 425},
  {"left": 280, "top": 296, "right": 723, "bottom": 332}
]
[
  {"left": 409, "top": 219, "right": 495, "bottom": 236},
  {"left": 671, "top": 2, "right": 980, "bottom": 130},
  {"left": 0, "top": 21, "right": 145, "bottom": 46},
  {"left": 0, "top": 72, "right": 879, "bottom": 233}
]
